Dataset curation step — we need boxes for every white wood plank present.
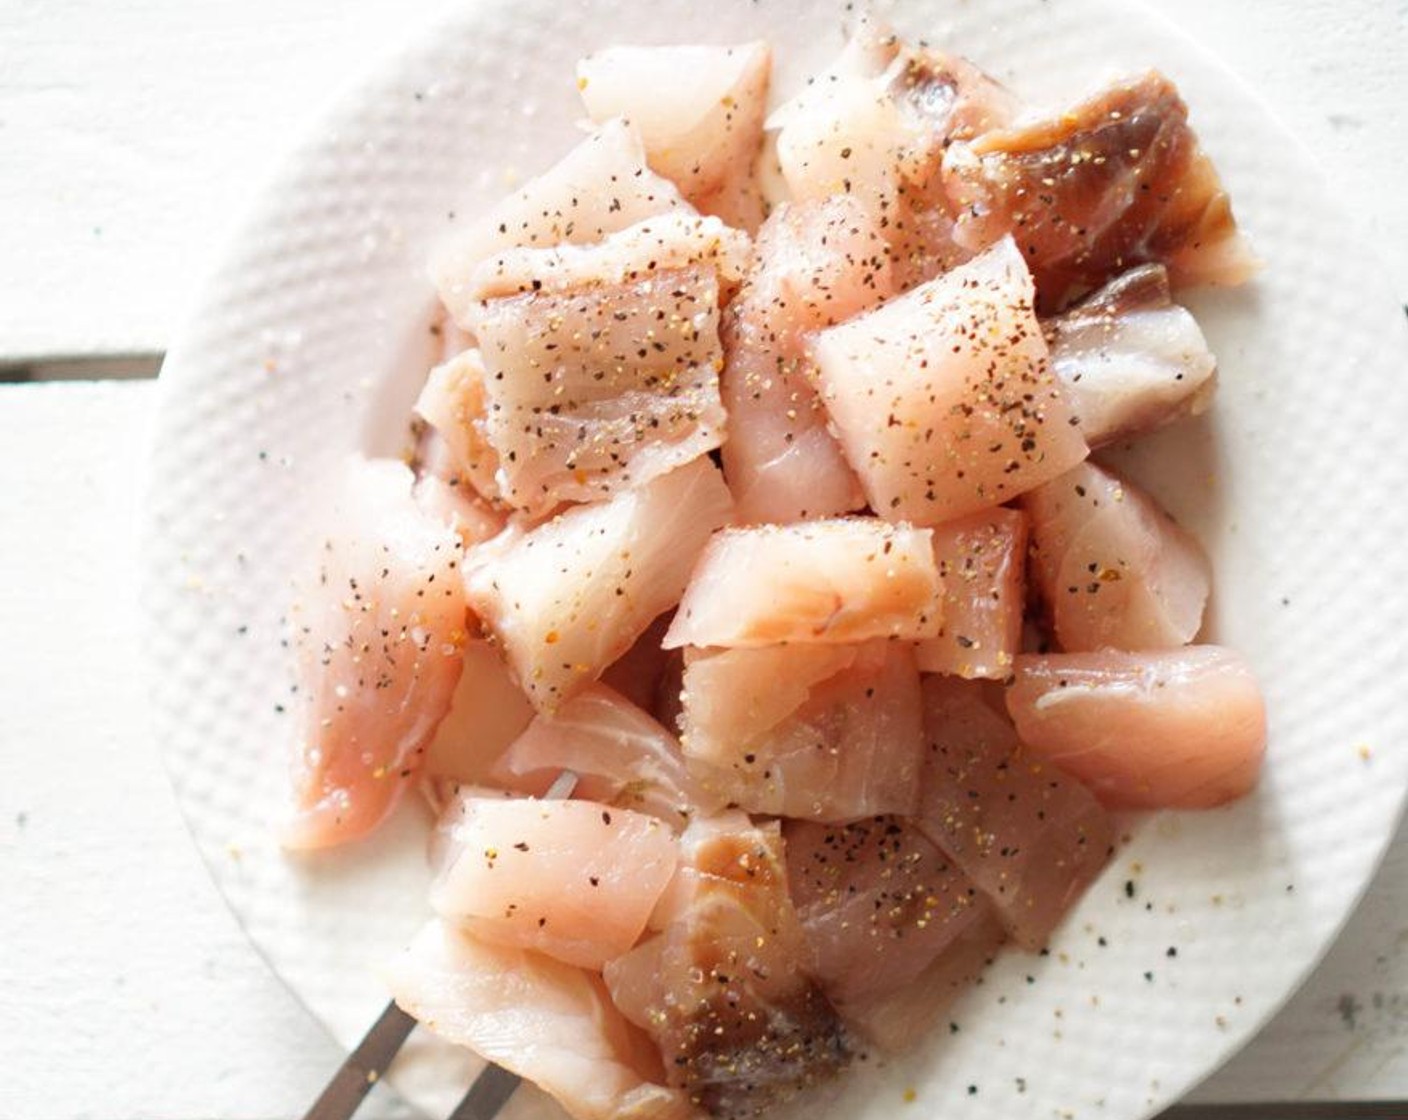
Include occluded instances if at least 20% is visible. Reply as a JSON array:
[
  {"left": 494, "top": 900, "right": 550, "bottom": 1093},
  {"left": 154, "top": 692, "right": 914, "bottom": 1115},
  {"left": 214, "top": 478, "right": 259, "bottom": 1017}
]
[
  {"left": 1, "top": 383, "right": 1407, "bottom": 1119},
  {"left": 0, "top": 0, "right": 451, "bottom": 361},
  {"left": 0, "top": 0, "right": 1404, "bottom": 359}
]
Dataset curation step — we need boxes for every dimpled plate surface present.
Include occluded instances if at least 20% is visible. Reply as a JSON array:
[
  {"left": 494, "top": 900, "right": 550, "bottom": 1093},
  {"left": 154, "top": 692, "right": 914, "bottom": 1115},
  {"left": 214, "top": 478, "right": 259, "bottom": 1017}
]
[{"left": 142, "top": 0, "right": 1408, "bottom": 1117}]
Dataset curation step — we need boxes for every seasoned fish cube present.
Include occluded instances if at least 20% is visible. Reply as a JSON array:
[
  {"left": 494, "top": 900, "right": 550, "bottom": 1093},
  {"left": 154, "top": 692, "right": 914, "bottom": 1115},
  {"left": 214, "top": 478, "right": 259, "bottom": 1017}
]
[
  {"left": 465, "top": 458, "right": 733, "bottom": 711},
  {"left": 809, "top": 237, "right": 1088, "bottom": 523}
]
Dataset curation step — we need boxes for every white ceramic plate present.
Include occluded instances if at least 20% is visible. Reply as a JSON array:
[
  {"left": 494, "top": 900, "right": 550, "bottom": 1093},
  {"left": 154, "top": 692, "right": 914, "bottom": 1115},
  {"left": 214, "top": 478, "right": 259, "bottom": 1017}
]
[{"left": 142, "top": 1, "right": 1408, "bottom": 1117}]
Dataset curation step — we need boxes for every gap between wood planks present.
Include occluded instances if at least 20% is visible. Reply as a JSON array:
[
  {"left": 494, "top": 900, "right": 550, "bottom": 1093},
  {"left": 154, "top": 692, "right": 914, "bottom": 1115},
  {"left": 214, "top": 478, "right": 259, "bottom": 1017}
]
[
  {"left": 1162, "top": 1104, "right": 1408, "bottom": 1119},
  {"left": 4, "top": 309, "right": 1401, "bottom": 381},
  {"left": 0, "top": 353, "right": 162, "bottom": 382}
]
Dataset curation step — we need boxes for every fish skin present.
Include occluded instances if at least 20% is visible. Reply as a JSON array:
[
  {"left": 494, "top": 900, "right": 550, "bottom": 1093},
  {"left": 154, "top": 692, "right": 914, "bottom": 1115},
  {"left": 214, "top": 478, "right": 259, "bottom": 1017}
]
[
  {"left": 604, "top": 813, "right": 849, "bottom": 1119},
  {"left": 1044, "top": 263, "right": 1217, "bottom": 447},
  {"left": 943, "top": 71, "right": 1255, "bottom": 309}
]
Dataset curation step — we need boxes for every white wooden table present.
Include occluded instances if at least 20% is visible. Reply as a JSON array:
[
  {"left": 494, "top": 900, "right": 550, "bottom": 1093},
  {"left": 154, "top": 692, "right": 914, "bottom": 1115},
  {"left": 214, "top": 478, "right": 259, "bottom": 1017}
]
[{"left": 2, "top": 2, "right": 1404, "bottom": 1118}]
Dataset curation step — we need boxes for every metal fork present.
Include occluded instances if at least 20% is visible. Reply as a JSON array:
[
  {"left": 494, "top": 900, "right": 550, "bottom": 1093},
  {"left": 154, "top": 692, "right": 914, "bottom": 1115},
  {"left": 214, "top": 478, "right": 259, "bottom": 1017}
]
[{"left": 301, "top": 1000, "right": 520, "bottom": 1120}]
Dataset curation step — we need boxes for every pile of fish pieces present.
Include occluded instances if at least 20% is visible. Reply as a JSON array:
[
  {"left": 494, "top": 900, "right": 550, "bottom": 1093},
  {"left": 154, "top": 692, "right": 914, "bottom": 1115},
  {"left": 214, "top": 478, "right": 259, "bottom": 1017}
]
[{"left": 285, "top": 23, "right": 1268, "bottom": 1120}]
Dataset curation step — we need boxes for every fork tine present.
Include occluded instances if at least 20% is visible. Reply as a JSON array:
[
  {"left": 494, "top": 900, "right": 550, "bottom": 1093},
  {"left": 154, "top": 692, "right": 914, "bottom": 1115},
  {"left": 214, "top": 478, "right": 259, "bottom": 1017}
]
[
  {"left": 301, "top": 1000, "right": 417, "bottom": 1120},
  {"left": 544, "top": 768, "right": 579, "bottom": 799},
  {"left": 447, "top": 1065, "right": 523, "bottom": 1120}
]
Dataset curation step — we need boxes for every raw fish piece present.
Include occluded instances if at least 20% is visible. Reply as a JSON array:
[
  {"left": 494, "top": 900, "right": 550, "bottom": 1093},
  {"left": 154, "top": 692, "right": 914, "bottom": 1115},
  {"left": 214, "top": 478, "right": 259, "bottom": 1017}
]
[
  {"left": 680, "top": 641, "right": 924, "bottom": 820},
  {"left": 694, "top": 165, "right": 768, "bottom": 235},
  {"left": 1045, "top": 264, "right": 1217, "bottom": 445},
  {"left": 430, "top": 796, "right": 678, "bottom": 969},
  {"left": 785, "top": 815, "right": 1001, "bottom": 1047},
  {"left": 413, "top": 349, "right": 504, "bottom": 504},
  {"left": 428, "top": 783, "right": 524, "bottom": 878},
  {"left": 809, "top": 237, "right": 1088, "bottom": 523},
  {"left": 423, "top": 638, "right": 535, "bottom": 784},
  {"left": 604, "top": 933, "right": 668, "bottom": 1029},
  {"left": 772, "top": 20, "right": 1015, "bottom": 287},
  {"left": 915, "top": 508, "right": 1027, "bottom": 679},
  {"left": 431, "top": 306, "right": 475, "bottom": 364},
  {"left": 577, "top": 43, "right": 771, "bottom": 205},
  {"left": 720, "top": 196, "right": 890, "bottom": 523},
  {"left": 465, "top": 458, "right": 733, "bottom": 711},
  {"left": 603, "top": 814, "right": 848, "bottom": 1118},
  {"left": 682, "top": 644, "right": 859, "bottom": 760},
  {"left": 490, "top": 683, "right": 712, "bottom": 829},
  {"left": 736, "top": 198, "right": 892, "bottom": 331},
  {"left": 465, "top": 216, "right": 748, "bottom": 515},
  {"left": 467, "top": 213, "right": 751, "bottom": 301},
  {"left": 414, "top": 425, "right": 470, "bottom": 489},
  {"left": 839, "top": 907, "right": 1005, "bottom": 1052},
  {"left": 285, "top": 460, "right": 468, "bottom": 849},
  {"left": 1006, "top": 647, "right": 1267, "bottom": 809},
  {"left": 388, "top": 921, "right": 694, "bottom": 1120},
  {"left": 1023, "top": 460, "right": 1210, "bottom": 651},
  {"left": 942, "top": 72, "right": 1255, "bottom": 307},
  {"left": 914, "top": 676, "right": 1114, "bottom": 948},
  {"left": 433, "top": 119, "right": 690, "bottom": 324},
  {"left": 412, "top": 475, "right": 505, "bottom": 550},
  {"left": 663, "top": 519, "right": 942, "bottom": 649}
]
